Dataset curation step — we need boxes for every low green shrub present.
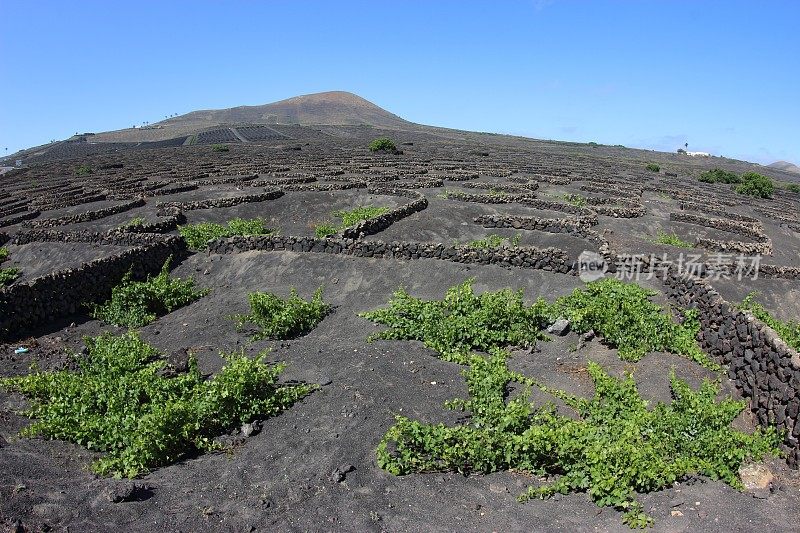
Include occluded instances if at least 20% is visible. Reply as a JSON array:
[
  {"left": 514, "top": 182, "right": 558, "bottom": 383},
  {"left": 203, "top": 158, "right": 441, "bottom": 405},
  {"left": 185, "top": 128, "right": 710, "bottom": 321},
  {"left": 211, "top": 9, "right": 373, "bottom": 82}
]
[
  {"left": 179, "top": 218, "right": 272, "bottom": 250},
  {"left": 646, "top": 163, "right": 660, "bottom": 172},
  {"left": 75, "top": 164, "right": 93, "bottom": 176},
  {"left": 740, "top": 292, "right": 800, "bottom": 352},
  {"left": 550, "top": 278, "right": 718, "bottom": 369},
  {"left": 562, "top": 193, "right": 587, "bottom": 207},
  {"left": 313, "top": 206, "right": 389, "bottom": 238},
  {"left": 123, "top": 216, "right": 145, "bottom": 228},
  {"left": 652, "top": 229, "right": 693, "bottom": 248},
  {"left": 364, "top": 278, "right": 715, "bottom": 368},
  {"left": 466, "top": 234, "right": 522, "bottom": 249},
  {"left": 0, "top": 331, "right": 314, "bottom": 477},
  {"left": 0, "top": 266, "right": 20, "bottom": 287},
  {"left": 784, "top": 183, "right": 800, "bottom": 194},
  {"left": 314, "top": 223, "right": 338, "bottom": 238},
  {"left": 0, "top": 248, "right": 19, "bottom": 286},
  {"left": 234, "top": 287, "right": 329, "bottom": 340},
  {"left": 336, "top": 206, "right": 389, "bottom": 227},
  {"left": 369, "top": 137, "right": 397, "bottom": 152},
  {"left": 735, "top": 172, "right": 774, "bottom": 198},
  {"left": 361, "top": 279, "right": 550, "bottom": 363},
  {"left": 699, "top": 168, "right": 740, "bottom": 184},
  {"left": 212, "top": 144, "right": 230, "bottom": 152},
  {"left": 90, "top": 258, "right": 208, "bottom": 327},
  {"left": 377, "top": 353, "right": 780, "bottom": 528}
]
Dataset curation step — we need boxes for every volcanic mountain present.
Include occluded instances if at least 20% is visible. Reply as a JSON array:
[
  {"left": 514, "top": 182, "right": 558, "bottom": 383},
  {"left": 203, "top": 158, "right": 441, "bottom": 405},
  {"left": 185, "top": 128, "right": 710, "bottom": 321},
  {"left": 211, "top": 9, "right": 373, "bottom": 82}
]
[
  {"left": 90, "top": 91, "right": 415, "bottom": 143},
  {"left": 768, "top": 160, "right": 800, "bottom": 174}
]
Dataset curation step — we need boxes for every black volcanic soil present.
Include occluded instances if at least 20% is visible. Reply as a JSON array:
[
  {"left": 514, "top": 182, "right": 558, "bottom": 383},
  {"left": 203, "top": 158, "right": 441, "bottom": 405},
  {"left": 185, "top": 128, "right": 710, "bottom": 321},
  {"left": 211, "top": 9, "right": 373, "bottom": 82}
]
[{"left": 1, "top": 123, "right": 800, "bottom": 532}]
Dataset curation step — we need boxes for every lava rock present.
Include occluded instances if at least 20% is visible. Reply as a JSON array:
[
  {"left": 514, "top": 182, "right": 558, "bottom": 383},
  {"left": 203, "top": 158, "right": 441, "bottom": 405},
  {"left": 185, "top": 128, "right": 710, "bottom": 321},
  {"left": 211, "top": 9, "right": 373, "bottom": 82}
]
[
  {"left": 331, "top": 463, "right": 355, "bottom": 483},
  {"left": 240, "top": 420, "right": 262, "bottom": 438},
  {"left": 547, "top": 318, "right": 570, "bottom": 336}
]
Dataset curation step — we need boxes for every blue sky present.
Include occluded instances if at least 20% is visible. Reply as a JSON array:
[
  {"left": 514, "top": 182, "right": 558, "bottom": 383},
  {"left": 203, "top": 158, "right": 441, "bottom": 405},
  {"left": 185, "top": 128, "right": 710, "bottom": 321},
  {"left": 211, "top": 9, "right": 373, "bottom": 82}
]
[{"left": 1, "top": 1, "right": 798, "bottom": 164}]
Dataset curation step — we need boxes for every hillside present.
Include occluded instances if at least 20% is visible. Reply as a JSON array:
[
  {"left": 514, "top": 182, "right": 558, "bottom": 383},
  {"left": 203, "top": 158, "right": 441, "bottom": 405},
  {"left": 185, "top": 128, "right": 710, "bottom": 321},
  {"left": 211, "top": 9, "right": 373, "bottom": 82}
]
[
  {"left": 769, "top": 160, "right": 800, "bottom": 174},
  {"left": 89, "top": 91, "right": 415, "bottom": 143}
]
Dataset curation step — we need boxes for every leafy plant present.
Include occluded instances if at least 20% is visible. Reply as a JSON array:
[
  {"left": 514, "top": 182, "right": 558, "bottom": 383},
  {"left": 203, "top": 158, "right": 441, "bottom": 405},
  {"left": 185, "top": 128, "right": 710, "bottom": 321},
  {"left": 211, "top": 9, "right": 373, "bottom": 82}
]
[
  {"left": 740, "top": 292, "right": 800, "bottom": 352},
  {"left": 123, "top": 216, "right": 145, "bottom": 228},
  {"left": 651, "top": 229, "right": 693, "bottom": 248},
  {"left": 0, "top": 331, "right": 314, "bottom": 478},
  {"left": 313, "top": 206, "right": 389, "bottom": 237},
  {"left": 550, "top": 278, "right": 718, "bottom": 369},
  {"left": 0, "top": 266, "right": 20, "bottom": 287},
  {"left": 377, "top": 352, "right": 780, "bottom": 528},
  {"left": 735, "top": 172, "right": 774, "bottom": 199},
  {"left": 75, "top": 164, "right": 93, "bottom": 176},
  {"left": 562, "top": 193, "right": 587, "bottom": 207},
  {"left": 361, "top": 279, "right": 550, "bottom": 363},
  {"left": 234, "top": 287, "right": 330, "bottom": 340},
  {"left": 90, "top": 257, "right": 208, "bottom": 327},
  {"left": 314, "top": 223, "right": 338, "bottom": 238},
  {"left": 784, "top": 183, "right": 800, "bottom": 194},
  {"left": 179, "top": 218, "right": 272, "bottom": 250},
  {"left": 369, "top": 137, "right": 397, "bottom": 152},
  {"left": 699, "top": 168, "right": 740, "bottom": 184},
  {"left": 646, "top": 163, "right": 660, "bottom": 172},
  {"left": 466, "top": 233, "right": 522, "bottom": 249},
  {"left": 336, "top": 206, "right": 389, "bottom": 227},
  {"left": 212, "top": 144, "right": 230, "bottom": 152},
  {"left": 0, "top": 248, "right": 18, "bottom": 287}
]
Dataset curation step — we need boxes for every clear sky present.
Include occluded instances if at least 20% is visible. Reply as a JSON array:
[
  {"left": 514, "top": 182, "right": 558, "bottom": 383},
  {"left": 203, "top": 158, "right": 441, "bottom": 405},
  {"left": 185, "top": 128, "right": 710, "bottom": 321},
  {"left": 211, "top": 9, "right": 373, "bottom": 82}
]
[{"left": 1, "top": 1, "right": 798, "bottom": 164}]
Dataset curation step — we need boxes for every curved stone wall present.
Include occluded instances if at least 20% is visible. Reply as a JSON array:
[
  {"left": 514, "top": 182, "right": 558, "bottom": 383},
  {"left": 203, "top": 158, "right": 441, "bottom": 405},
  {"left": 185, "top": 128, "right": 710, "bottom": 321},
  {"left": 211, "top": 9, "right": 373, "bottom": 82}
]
[
  {"left": 27, "top": 198, "right": 146, "bottom": 228},
  {"left": 206, "top": 234, "right": 574, "bottom": 274},
  {"left": 660, "top": 268, "right": 800, "bottom": 467},
  {"left": 0, "top": 236, "right": 186, "bottom": 340},
  {"left": 341, "top": 189, "right": 428, "bottom": 239}
]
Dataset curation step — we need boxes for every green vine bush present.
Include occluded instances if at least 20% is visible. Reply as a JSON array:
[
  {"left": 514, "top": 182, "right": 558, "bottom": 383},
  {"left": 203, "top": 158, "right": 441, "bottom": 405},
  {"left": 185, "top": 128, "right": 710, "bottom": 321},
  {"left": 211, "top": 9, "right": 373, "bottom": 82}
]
[
  {"left": 369, "top": 137, "right": 397, "bottom": 152},
  {"left": 377, "top": 353, "right": 780, "bottom": 528},
  {"left": 0, "top": 247, "right": 19, "bottom": 287},
  {"left": 735, "top": 172, "right": 774, "bottom": 199},
  {"left": 698, "top": 168, "right": 740, "bottom": 184},
  {"left": 0, "top": 266, "right": 20, "bottom": 287},
  {"left": 466, "top": 234, "right": 521, "bottom": 249},
  {"left": 550, "top": 278, "right": 718, "bottom": 369},
  {"left": 0, "top": 331, "right": 314, "bottom": 478},
  {"left": 562, "top": 193, "right": 588, "bottom": 207},
  {"left": 651, "top": 230, "right": 693, "bottom": 248},
  {"left": 360, "top": 279, "right": 550, "bottom": 364},
  {"left": 740, "top": 292, "right": 800, "bottom": 351},
  {"left": 179, "top": 218, "right": 272, "bottom": 250},
  {"left": 313, "top": 206, "right": 389, "bottom": 238},
  {"left": 90, "top": 258, "right": 208, "bottom": 327},
  {"left": 123, "top": 216, "right": 145, "bottom": 228},
  {"left": 363, "top": 278, "right": 715, "bottom": 369},
  {"left": 234, "top": 287, "right": 330, "bottom": 340},
  {"left": 645, "top": 163, "right": 660, "bottom": 172}
]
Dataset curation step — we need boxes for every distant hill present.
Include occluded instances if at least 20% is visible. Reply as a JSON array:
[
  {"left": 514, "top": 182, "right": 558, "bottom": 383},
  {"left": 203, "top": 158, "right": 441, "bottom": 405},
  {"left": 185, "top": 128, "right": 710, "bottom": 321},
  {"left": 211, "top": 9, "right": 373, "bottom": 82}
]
[
  {"left": 768, "top": 161, "right": 800, "bottom": 174},
  {"left": 90, "top": 91, "right": 415, "bottom": 143}
]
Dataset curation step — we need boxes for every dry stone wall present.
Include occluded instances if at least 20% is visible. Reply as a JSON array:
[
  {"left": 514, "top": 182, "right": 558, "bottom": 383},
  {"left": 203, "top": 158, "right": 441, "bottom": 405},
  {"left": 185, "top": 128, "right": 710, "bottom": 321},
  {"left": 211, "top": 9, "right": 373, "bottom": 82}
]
[
  {"left": 341, "top": 189, "right": 428, "bottom": 239},
  {"left": 26, "top": 198, "right": 146, "bottom": 228},
  {"left": 660, "top": 268, "right": 800, "bottom": 466},
  {"left": 207, "top": 234, "right": 574, "bottom": 274},
  {"left": 0, "top": 236, "right": 186, "bottom": 340}
]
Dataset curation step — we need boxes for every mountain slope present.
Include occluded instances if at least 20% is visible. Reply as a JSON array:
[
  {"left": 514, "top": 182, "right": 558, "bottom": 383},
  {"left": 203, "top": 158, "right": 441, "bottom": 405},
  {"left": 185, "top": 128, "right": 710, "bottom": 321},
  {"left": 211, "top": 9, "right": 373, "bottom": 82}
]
[
  {"left": 768, "top": 161, "right": 800, "bottom": 174},
  {"left": 90, "top": 91, "right": 414, "bottom": 143}
]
